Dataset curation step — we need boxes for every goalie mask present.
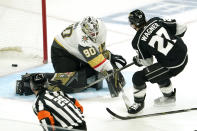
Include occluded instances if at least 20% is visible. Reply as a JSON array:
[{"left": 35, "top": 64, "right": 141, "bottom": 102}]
[
  {"left": 30, "top": 73, "right": 48, "bottom": 91},
  {"left": 81, "top": 16, "right": 99, "bottom": 43},
  {"left": 128, "top": 9, "right": 146, "bottom": 28}
]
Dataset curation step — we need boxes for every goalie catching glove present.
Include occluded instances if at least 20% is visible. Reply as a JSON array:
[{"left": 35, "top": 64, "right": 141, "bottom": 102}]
[
  {"left": 102, "top": 50, "right": 127, "bottom": 67},
  {"left": 111, "top": 53, "right": 127, "bottom": 67}
]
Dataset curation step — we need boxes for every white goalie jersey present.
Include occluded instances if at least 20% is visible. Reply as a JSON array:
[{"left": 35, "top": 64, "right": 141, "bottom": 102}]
[{"left": 54, "top": 18, "right": 113, "bottom": 72}]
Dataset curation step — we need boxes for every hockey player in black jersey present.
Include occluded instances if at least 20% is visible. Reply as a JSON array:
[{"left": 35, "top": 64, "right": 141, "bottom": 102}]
[
  {"left": 127, "top": 9, "right": 188, "bottom": 114},
  {"left": 30, "top": 73, "right": 87, "bottom": 131}
]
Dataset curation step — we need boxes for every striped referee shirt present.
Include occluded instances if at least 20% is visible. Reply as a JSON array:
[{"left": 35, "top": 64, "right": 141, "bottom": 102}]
[{"left": 32, "top": 90, "right": 86, "bottom": 131}]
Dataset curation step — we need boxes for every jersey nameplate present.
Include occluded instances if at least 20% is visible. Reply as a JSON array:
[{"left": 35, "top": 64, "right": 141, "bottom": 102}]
[{"left": 141, "top": 23, "right": 160, "bottom": 41}]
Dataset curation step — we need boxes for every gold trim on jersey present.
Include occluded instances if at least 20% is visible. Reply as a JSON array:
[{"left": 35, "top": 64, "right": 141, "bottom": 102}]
[
  {"left": 54, "top": 38, "right": 65, "bottom": 49},
  {"left": 88, "top": 54, "right": 106, "bottom": 68},
  {"left": 98, "top": 42, "right": 106, "bottom": 53}
]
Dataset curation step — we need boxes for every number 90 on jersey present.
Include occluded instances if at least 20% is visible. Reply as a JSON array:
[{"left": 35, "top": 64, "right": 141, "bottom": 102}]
[{"left": 83, "top": 47, "right": 97, "bottom": 58}]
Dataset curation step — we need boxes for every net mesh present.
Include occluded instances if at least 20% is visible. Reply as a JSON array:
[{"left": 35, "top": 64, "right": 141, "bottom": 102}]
[{"left": 0, "top": 0, "right": 44, "bottom": 60}]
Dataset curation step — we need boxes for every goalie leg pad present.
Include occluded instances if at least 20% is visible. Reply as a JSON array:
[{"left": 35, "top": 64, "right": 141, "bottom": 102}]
[
  {"left": 85, "top": 66, "right": 104, "bottom": 90},
  {"left": 87, "top": 72, "right": 103, "bottom": 90},
  {"left": 49, "top": 70, "right": 87, "bottom": 93},
  {"left": 16, "top": 72, "right": 88, "bottom": 95}
]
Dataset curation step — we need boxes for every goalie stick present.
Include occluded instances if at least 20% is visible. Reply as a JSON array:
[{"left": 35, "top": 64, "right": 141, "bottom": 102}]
[
  {"left": 83, "top": 62, "right": 134, "bottom": 89},
  {"left": 106, "top": 107, "right": 197, "bottom": 120}
]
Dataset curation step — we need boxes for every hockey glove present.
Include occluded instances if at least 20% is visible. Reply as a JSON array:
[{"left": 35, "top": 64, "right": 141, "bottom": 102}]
[
  {"left": 133, "top": 56, "right": 143, "bottom": 67},
  {"left": 111, "top": 53, "right": 127, "bottom": 67}
]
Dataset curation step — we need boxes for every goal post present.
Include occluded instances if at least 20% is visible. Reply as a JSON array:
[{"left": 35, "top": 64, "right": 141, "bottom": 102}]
[{"left": 42, "top": 0, "right": 48, "bottom": 64}]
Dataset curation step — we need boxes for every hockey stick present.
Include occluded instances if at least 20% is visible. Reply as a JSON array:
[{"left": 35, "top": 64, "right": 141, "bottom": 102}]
[
  {"left": 106, "top": 107, "right": 197, "bottom": 120},
  {"left": 119, "top": 83, "right": 131, "bottom": 110},
  {"left": 84, "top": 62, "right": 134, "bottom": 89}
]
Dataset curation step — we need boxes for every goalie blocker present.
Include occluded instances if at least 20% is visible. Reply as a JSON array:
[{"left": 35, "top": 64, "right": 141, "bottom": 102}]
[
  {"left": 16, "top": 69, "right": 103, "bottom": 96},
  {"left": 105, "top": 54, "right": 127, "bottom": 97}
]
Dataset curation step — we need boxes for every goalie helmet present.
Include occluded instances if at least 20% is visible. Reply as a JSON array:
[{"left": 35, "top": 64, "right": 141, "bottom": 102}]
[
  {"left": 30, "top": 73, "right": 48, "bottom": 91},
  {"left": 81, "top": 16, "right": 99, "bottom": 43},
  {"left": 128, "top": 9, "right": 146, "bottom": 28}
]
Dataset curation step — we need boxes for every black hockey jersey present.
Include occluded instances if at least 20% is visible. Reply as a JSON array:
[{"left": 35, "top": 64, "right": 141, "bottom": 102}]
[
  {"left": 32, "top": 90, "right": 86, "bottom": 131},
  {"left": 132, "top": 17, "right": 187, "bottom": 68}
]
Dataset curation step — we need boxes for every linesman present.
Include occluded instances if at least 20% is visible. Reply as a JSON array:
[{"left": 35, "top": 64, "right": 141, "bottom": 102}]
[{"left": 30, "top": 73, "right": 87, "bottom": 131}]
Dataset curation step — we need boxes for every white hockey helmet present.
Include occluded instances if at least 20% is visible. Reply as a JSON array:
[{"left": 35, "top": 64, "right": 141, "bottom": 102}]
[{"left": 81, "top": 16, "right": 99, "bottom": 43}]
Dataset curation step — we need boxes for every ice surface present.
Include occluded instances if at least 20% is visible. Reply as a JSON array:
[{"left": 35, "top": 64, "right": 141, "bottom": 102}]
[{"left": 0, "top": 0, "right": 197, "bottom": 131}]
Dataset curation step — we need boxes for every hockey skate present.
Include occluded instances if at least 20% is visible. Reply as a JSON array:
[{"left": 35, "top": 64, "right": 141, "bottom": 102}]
[
  {"left": 154, "top": 88, "right": 176, "bottom": 106},
  {"left": 128, "top": 102, "right": 144, "bottom": 114}
]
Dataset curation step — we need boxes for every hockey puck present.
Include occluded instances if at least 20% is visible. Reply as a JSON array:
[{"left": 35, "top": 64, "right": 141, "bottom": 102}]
[{"left": 12, "top": 64, "right": 18, "bottom": 67}]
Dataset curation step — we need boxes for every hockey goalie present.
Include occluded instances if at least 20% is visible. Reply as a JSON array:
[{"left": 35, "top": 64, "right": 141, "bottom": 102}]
[{"left": 16, "top": 16, "right": 127, "bottom": 97}]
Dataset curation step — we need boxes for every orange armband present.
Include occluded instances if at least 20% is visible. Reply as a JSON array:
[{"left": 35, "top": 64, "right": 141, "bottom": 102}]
[
  {"left": 37, "top": 110, "right": 55, "bottom": 126},
  {"left": 75, "top": 100, "right": 83, "bottom": 113}
]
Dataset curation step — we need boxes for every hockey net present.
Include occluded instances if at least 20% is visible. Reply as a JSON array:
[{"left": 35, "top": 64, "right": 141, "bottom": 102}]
[{"left": 0, "top": 0, "right": 48, "bottom": 65}]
